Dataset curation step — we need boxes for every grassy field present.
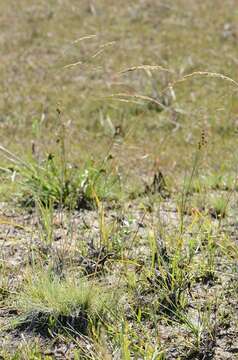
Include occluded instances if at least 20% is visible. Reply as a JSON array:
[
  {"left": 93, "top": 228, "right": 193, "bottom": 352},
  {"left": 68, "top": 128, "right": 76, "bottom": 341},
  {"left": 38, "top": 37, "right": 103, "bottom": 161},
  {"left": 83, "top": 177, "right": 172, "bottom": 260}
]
[{"left": 0, "top": 1, "right": 238, "bottom": 359}]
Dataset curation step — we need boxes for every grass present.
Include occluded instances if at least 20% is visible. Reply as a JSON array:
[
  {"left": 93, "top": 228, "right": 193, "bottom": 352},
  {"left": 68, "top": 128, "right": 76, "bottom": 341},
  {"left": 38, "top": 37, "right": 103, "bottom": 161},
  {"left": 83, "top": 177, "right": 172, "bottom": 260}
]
[
  {"left": 14, "top": 271, "right": 112, "bottom": 337},
  {"left": 208, "top": 196, "right": 228, "bottom": 219},
  {"left": 0, "top": 144, "right": 121, "bottom": 210},
  {"left": 0, "top": 0, "right": 238, "bottom": 359}
]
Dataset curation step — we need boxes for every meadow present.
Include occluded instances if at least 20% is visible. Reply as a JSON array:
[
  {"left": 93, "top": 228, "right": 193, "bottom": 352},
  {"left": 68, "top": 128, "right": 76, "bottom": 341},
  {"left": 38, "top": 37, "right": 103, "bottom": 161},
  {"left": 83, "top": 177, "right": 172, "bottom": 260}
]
[{"left": 0, "top": 1, "right": 237, "bottom": 359}]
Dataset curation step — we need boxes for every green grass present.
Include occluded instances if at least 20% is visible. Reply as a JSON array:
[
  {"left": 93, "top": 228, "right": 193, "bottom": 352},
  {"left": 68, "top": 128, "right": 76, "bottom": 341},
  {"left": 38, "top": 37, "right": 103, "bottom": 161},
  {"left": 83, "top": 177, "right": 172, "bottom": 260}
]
[
  {"left": 0, "top": 144, "right": 122, "bottom": 209},
  {"left": 0, "top": 1, "right": 238, "bottom": 359},
  {"left": 15, "top": 271, "right": 113, "bottom": 336}
]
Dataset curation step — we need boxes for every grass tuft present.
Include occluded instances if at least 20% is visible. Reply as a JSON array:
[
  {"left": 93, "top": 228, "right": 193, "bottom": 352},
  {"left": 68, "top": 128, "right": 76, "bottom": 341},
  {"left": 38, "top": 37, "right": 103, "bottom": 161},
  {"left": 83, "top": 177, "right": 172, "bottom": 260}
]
[
  {"left": 15, "top": 272, "right": 112, "bottom": 336},
  {"left": 0, "top": 145, "right": 121, "bottom": 209}
]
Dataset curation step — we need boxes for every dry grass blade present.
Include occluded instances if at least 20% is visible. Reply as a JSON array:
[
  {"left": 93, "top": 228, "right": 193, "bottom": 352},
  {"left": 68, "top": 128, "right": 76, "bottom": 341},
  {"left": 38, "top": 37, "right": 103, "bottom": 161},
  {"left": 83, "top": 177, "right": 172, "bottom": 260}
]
[
  {"left": 106, "top": 93, "right": 168, "bottom": 110},
  {"left": 119, "top": 64, "right": 173, "bottom": 75},
  {"left": 0, "top": 218, "right": 26, "bottom": 230},
  {"left": 91, "top": 41, "right": 116, "bottom": 58},
  {"left": 62, "top": 34, "right": 97, "bottom": 58},
  {"left": 72, "top": 34, "right": 97, "bottom": 44},
  {"left": 108, "top": 98, "right": 145, "bottom": 105},
  {"left": 63, "top": 60, "right": 82, "bottom": 69},
  {"left": 0, "top": 145, "right": 31, "bottom": 169},
  {"left": 168, "top": 71, "right": 238, "bottom": 90},
  {"left": 63, "top": 35, "right": 97, "bottom": 56},
  {"left": 64, "top": 41, "right": 116, "bottom": 68}
]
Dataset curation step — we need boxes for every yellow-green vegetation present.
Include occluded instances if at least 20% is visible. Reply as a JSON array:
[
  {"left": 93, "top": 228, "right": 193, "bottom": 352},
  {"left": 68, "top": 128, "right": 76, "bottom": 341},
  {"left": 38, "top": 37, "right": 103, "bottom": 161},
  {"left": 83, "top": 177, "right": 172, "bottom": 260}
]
[
  {"left": 0, "top": 1, "right": 238, "bottom": 359},
  {"left": 15, "top": 272, "right": 112, "bottom": 336},
  {"left": 0, "top": 144, "right": 121, "bottom": 208}
]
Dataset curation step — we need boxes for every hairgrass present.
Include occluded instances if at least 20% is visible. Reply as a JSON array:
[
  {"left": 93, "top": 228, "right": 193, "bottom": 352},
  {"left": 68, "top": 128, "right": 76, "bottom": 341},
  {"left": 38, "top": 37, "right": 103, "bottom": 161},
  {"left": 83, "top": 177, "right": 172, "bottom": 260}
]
[{"left": 14, "top": 271, "right": 113, "bottom": 336}]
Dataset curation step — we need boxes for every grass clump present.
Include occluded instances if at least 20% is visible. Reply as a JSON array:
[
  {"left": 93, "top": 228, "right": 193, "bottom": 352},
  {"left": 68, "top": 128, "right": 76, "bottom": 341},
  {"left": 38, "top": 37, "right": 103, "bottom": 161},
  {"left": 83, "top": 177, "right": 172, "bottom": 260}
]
[
  {"left": 209, "top": 196, "right": 228, "bottom": 219},
  {"left": 19, "top": 157, "right": 120, "bottom": 209},
  {"left": 15, "top": 272, "right": 112, "bottom": 336},
  {"left": 132, "top": 235, "right": 192, "bottom": 322},
  {"left": 204, "top": 173, "right": 235, "bottom": 191},
  {"left": 148, "top": 257, "right": 191, "bottom": 318},
  {"left": 0, "top": 145, "right": 121, "bottom": 210}
]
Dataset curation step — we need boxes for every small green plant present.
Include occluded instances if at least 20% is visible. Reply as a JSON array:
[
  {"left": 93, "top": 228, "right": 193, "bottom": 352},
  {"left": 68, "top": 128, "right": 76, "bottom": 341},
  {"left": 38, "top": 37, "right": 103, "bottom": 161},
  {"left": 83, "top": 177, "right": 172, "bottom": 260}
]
[
  {"left": 152, "top": 258, "right": 190, "bottom": 317},
  {"left": 0, "top": 145, "right": 121, "bottom": 209},
  {"left": 204, "top": 173, "right": 235, "bottom": 191},
  {"left": 209, "top": 196, "right": 227, "bottom": 219},
  {"left": 184, "top": 303, "right": 217, "bottom": 360},
  {"left": 0, "top": 341, "right": 45, "bottom": 360},
  {"left": 183, "top": 176, "right": 203, "bottom": 194},
  {"left": 106, "top": 316, "right": 166, "bottom": 360},
  {"left": 36, "top": 199, "right": 54, "bottom": 244},
  {"left": 135, "top": 233, "right": 192, "bottom": 321},
  {"left": 15, "top": 271, "right": 112, "bottom": 336},
  {"left": 182, "top": 173, "right": 237, "bottom": 195}
]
